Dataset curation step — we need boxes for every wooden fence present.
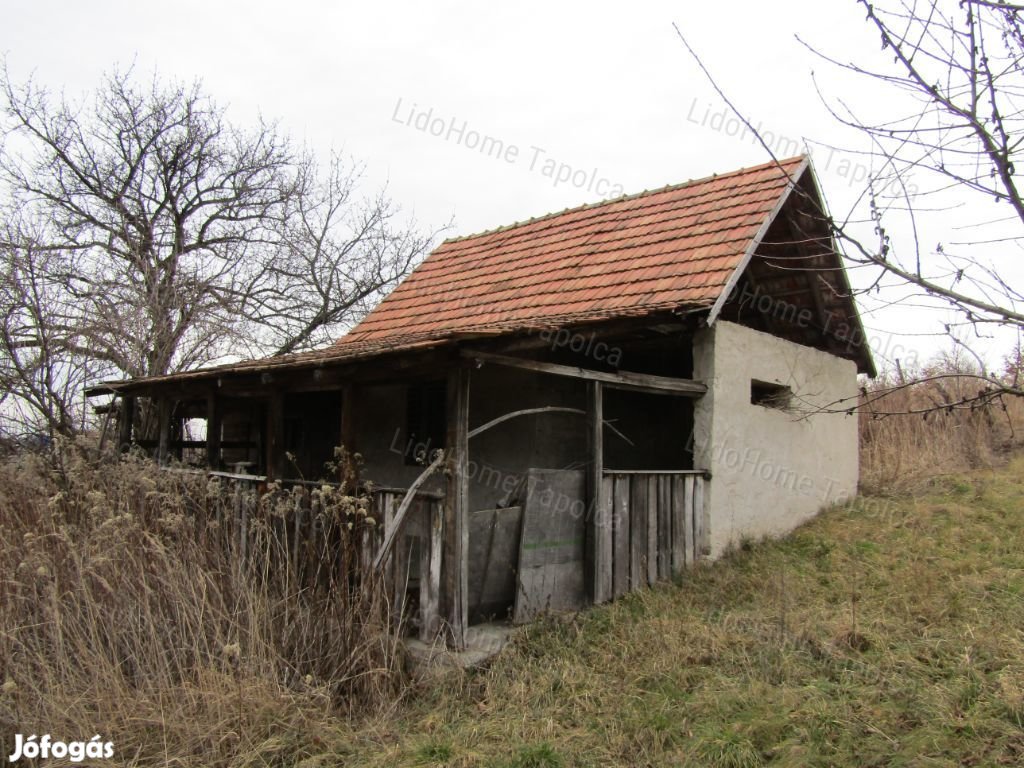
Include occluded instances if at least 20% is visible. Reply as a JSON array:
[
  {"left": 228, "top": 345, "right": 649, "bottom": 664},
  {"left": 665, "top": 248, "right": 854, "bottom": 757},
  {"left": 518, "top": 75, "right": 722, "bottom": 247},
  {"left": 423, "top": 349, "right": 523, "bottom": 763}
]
[
  {"left": 601, "top": 470, "right": 707, "bottom": 599},
  {"left": 172, "top": 469, "right": 444, "bottom": 642},
  {"left": 373, "top": 488, "right": 444, "bottom": 642}
]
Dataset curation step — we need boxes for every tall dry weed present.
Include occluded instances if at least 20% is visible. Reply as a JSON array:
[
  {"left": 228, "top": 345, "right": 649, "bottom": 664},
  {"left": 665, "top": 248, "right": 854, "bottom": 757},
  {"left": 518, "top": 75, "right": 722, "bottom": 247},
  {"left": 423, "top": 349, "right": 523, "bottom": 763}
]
[
  {"left": 858, "top": 364, "right": 1023, "bottom": 492},
  {"left": 0, "top": 443, "right": 403, "bottom": 767}
]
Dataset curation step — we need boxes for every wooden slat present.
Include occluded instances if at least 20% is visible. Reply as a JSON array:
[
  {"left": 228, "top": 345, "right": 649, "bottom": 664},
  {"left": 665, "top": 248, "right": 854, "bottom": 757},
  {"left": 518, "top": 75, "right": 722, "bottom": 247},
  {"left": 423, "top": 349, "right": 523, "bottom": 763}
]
[
  {"left": 392, "top": 529, "right": 412, "bottom": 631},
  {"left": 612, "top": 475, "right": 630, "bottom": 599},
  {"left": 693, "top": 477, "right": 705, "bottom": 561},
  {"left": 599, "top": 475, "right": 614, "bottom": 602},
  {"left": 630, "top": 476, "right": 647, "bottom": 590},
  {"left": 646, "top": 475, "right": 658, "bottom": 586},
  {"left": 670, "top": 474, "right": 685, "bottom": 576},
  {"left": 683, "top": 475, "right": 695, "bottom": 567},
  {"left": 657, "top": 475, "right": 671, "bottom": 581},
  {"left": 603, "top": 469, "right": 708, "bottom": 475},
  {"left": 420, "top": 500, "right": 443, "bottom": 642},
  {"left": 588, "top": 382, "right": 612, "bottom": 604}
]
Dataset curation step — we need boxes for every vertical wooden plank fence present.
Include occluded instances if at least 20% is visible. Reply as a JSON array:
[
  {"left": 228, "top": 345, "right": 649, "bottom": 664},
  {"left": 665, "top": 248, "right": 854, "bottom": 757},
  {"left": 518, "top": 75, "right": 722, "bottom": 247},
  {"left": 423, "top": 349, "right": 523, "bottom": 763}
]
[{"left": 602, "top": 470, "right": 707, "bottom": 596}]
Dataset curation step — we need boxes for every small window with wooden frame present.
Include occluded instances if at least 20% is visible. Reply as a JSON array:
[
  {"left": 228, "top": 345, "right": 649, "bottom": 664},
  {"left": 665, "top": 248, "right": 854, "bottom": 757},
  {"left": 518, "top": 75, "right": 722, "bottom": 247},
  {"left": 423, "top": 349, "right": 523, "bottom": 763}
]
[{"left": 750, "top": 379, "right": 793, "bottom": 410}]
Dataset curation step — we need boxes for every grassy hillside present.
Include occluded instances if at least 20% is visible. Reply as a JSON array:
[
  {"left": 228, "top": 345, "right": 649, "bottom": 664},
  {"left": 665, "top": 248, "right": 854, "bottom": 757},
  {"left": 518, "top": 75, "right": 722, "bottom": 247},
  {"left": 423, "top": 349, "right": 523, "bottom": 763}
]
[
  {"left": 329, "top": 458, "right": 1024, "bottom": 767},
  {"left": 3, "top": 442, "right": 1023, "bottom": 766}
]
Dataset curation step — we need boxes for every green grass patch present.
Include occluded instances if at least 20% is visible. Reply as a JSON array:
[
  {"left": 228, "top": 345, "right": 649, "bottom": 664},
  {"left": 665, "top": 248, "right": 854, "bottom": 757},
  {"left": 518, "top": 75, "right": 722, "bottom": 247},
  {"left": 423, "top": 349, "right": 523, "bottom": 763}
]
[{"left": 323, "top": 458, "right": 1024, "bottom": 766}]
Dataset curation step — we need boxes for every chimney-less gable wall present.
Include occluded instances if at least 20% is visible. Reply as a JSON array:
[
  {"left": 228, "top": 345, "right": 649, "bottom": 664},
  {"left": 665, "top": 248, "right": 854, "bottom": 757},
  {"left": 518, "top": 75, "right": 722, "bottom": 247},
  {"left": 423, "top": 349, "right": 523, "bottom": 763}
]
[{"left": 692, "top": 320, "right": 859, "bottom": 558}]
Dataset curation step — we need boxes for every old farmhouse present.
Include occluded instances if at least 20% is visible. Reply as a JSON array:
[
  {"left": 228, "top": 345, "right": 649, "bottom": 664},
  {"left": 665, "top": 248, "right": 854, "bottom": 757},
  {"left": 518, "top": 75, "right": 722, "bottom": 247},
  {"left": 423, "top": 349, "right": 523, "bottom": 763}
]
[{"left": 87, "top": 156, "right": 874, "bottom": 650}]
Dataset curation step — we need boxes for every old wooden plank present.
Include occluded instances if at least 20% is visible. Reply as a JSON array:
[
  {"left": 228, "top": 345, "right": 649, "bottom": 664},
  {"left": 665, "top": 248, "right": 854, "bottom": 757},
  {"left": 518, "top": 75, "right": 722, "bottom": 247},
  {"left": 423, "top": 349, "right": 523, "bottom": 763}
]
[
  {"left": 646, "top": 475, "right": 658, "bottom": 586},
  {"left": 444, "top": 365, "right": 471, "bottom": 649},
  {"left": 612, "top": 475, "right": 630, "bottom": 599},
  {"left": 630, "top": 476, "right": 647, "bottom": 590},
  {"left": 420, "top": 499, "right": 444, "bottom": 642},
  {"left": 469, "top": 506, "right": 522, "bottom": 622},
  {"left": 118, "top": 395, "right": 135, "bottom": 452},
  {"left": 657, "top": 475, "right": 671, "bottom": 581},
  {"left": 694, "top": 476, "right": 706, "bottom": 560},
  {"left": 461, "top": 350, "right": 707, "bottom": 396},
  {"left": 514, "top": 470, "right": 587, "bottom": 624},
  {"left": 588, "top": 382, "right": 613, "bottom": 604},
  {"left": 205, "top": 393, "right": 221, "bottom": 469},
  {"left": 683, "top": 475, "right": 695, "bottom": 567},
  {"left": 392, "top": 530, "right": 412, "bottom": 631},
  {"left": 598, "top": 475, "right": 614, "bottom": 603},
  {"left": 156, "top": 397, "right": 171, "bottom": 464},
  {"left": 373, "top": 453, "right": 445, "bottom": 571},
  {"left": 670, "top": 474, "right": 685, "bottom": 577}
]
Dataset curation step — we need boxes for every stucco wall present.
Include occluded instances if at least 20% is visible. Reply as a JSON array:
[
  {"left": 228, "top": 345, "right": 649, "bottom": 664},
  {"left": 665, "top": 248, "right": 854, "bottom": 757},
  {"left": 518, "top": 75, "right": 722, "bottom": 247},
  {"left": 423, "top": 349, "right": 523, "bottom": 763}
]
[{"left": 693, "top": 320, "right": 859, "bottom": 558}]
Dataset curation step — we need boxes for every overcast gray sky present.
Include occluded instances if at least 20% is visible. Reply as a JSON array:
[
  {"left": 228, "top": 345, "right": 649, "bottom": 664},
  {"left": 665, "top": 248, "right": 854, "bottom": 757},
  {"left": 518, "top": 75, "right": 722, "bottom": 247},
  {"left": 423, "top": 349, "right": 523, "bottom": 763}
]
[{"left": 3, "top": 1, "right": 1014, "bottom": 372}]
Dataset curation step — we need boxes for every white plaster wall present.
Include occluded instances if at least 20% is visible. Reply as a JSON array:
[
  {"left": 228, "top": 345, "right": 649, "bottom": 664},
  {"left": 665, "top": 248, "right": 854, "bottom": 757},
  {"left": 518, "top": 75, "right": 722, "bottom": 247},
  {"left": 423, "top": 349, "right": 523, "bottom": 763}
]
[{"left": 692, "top": 321, "right": 859, "bottom": 558}]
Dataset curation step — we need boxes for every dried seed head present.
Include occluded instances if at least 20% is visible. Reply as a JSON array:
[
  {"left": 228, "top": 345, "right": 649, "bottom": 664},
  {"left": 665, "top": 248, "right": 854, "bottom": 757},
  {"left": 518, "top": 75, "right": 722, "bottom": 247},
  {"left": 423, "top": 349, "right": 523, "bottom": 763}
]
[{"left": 222, "top": 642, "right": 241, "bottom": 662}]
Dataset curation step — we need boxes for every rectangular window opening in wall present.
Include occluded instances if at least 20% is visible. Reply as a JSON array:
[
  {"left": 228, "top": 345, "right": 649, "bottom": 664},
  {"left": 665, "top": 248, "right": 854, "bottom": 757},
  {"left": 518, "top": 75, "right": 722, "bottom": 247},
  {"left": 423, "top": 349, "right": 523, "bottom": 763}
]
[
  {"left": 751, "top": 380, "right": 793, "bottom": 410},
  {"left": 405, "top": 380, "right": 446, "bottom": 466}
]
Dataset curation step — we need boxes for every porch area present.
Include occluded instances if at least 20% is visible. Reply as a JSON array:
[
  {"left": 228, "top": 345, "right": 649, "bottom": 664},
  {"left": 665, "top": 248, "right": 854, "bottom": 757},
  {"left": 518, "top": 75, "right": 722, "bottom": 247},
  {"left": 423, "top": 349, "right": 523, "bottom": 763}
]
[{"left": 95, "top": 328, "right": 712, "bottom": 652}]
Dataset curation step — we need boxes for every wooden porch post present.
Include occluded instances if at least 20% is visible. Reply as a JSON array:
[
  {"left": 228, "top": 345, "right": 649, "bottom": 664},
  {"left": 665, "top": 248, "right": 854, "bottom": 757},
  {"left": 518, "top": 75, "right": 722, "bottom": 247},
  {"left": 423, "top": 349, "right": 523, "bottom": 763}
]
[
  {"left": 266, "top": 391, "right": 285, "bottom": 481},
  {"left": 206, "top": 392, "right": 222, "bottom": 470},
  {"left": 588, "top": 382, "right": 612, "bottom": 603},
  {"left": 118, "top": 395, "right": 135, "bottom": 453},
  {"left": 156, "top": 397, "right": 171, "bottom": 465},
  {"left": 444, "top": 365, "right": 470, "bottom": 649}
]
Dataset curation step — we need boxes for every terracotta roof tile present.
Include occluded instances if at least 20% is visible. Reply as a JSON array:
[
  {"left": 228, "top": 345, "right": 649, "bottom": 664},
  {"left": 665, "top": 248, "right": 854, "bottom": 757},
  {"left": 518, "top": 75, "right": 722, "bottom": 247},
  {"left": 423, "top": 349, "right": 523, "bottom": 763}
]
[
  {"left": 92, "top": 157, "right": 814, "bottom": 393},
  {"left": 326, "top": 156, "right": 805, "bottom": 358}
]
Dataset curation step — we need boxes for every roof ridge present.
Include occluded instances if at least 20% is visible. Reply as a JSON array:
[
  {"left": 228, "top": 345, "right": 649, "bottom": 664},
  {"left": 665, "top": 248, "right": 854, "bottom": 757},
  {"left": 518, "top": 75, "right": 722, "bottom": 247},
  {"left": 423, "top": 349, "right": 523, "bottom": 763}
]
[{"left": 440, "top": 155, "right": 807, "bottom": 245}]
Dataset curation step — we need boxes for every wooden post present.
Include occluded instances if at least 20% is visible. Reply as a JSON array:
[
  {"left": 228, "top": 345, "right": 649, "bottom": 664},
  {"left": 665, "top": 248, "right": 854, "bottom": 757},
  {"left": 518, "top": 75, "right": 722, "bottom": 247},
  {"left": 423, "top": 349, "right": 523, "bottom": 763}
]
[
  {"left": 266, "top": 391, "right": 285, "bottom": 481},
  {"left": 588, "top": 382, "right": 612, "bottom": 604},
  {"left": 443, "top": 365, "right": 470, "bottom": 650},
  {"left": 156, "top": 397, "right": 171, "bottom": 465},
  {"left": 340, "top": 384, "right": 356, "bottom": 451},
  {"left": 118, "top": 395, "right": 135, "bottom": 452},
  {"left": 419, "top": 498, "right": 443, "bottom": 642},
  {"left": 206, "top": 392, "right": 221, "bottom": 470}
]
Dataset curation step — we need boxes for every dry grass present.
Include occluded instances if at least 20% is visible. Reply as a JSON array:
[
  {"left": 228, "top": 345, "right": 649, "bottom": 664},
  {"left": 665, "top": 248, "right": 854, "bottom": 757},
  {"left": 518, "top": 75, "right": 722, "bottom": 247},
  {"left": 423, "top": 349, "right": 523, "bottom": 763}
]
[
  {"left": 858, "top": 369, "right": 1024, "bottom": 494},
  {"left": 326, "top": 456, "right": 1024, "bottom": 767},
  {"left": 3, "top": 378, "right": 1024, "bottom": 765},
  {"left": 0, "top": 444, "right": 403, "bottom": 767}
]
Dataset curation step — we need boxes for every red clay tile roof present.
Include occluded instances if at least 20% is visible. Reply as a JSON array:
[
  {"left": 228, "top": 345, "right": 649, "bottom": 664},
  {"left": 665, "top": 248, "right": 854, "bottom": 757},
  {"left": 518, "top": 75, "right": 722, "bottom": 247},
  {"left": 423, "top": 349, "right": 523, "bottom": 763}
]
[
  {"left": 331, "top": 156, "right": 807, "bottom": 357},
  {"left": 88, "top": 157, "right": 812, "bottom": 393}
]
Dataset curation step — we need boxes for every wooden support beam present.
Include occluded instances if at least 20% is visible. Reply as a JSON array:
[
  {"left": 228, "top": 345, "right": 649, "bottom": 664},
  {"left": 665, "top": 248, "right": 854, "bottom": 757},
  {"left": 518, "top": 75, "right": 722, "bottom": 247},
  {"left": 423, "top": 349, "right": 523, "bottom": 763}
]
[
  {"left": 118, "top": 395, "right": 135, "bottom": 452},
  {"left": 588, "top": 382, "right": 612, "bottom": 604},
  {"left": 156, "top": 397, "right": 171, "bottom": 465},
  {"left": 266, "top": 391, "right": 285, "bottom": 481},
  {"left": 443, "top": 365, "right": 470, "bottom": 650},
  {"left": 205, "top": 393, "right": 222, "bottom": 470},
  {"left": 462, "top": 350, "right": 706, "bottom": 396}
]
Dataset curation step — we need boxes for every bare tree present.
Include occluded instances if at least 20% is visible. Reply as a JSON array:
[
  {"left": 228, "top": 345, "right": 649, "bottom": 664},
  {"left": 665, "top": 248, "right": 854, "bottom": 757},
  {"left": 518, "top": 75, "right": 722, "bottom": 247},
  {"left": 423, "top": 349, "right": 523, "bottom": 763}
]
[
  {"left": 676, "top": 0, "right": 1024, "bottom": 412},
  {"left": 0, "top": 213, "right": 98, "bottom": 438},
  {"left": 0, "top": 65, "right": 439, "bottom": 433},
  {"left": 254, "top": 153, "right": 436, "bottom": 356}
]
